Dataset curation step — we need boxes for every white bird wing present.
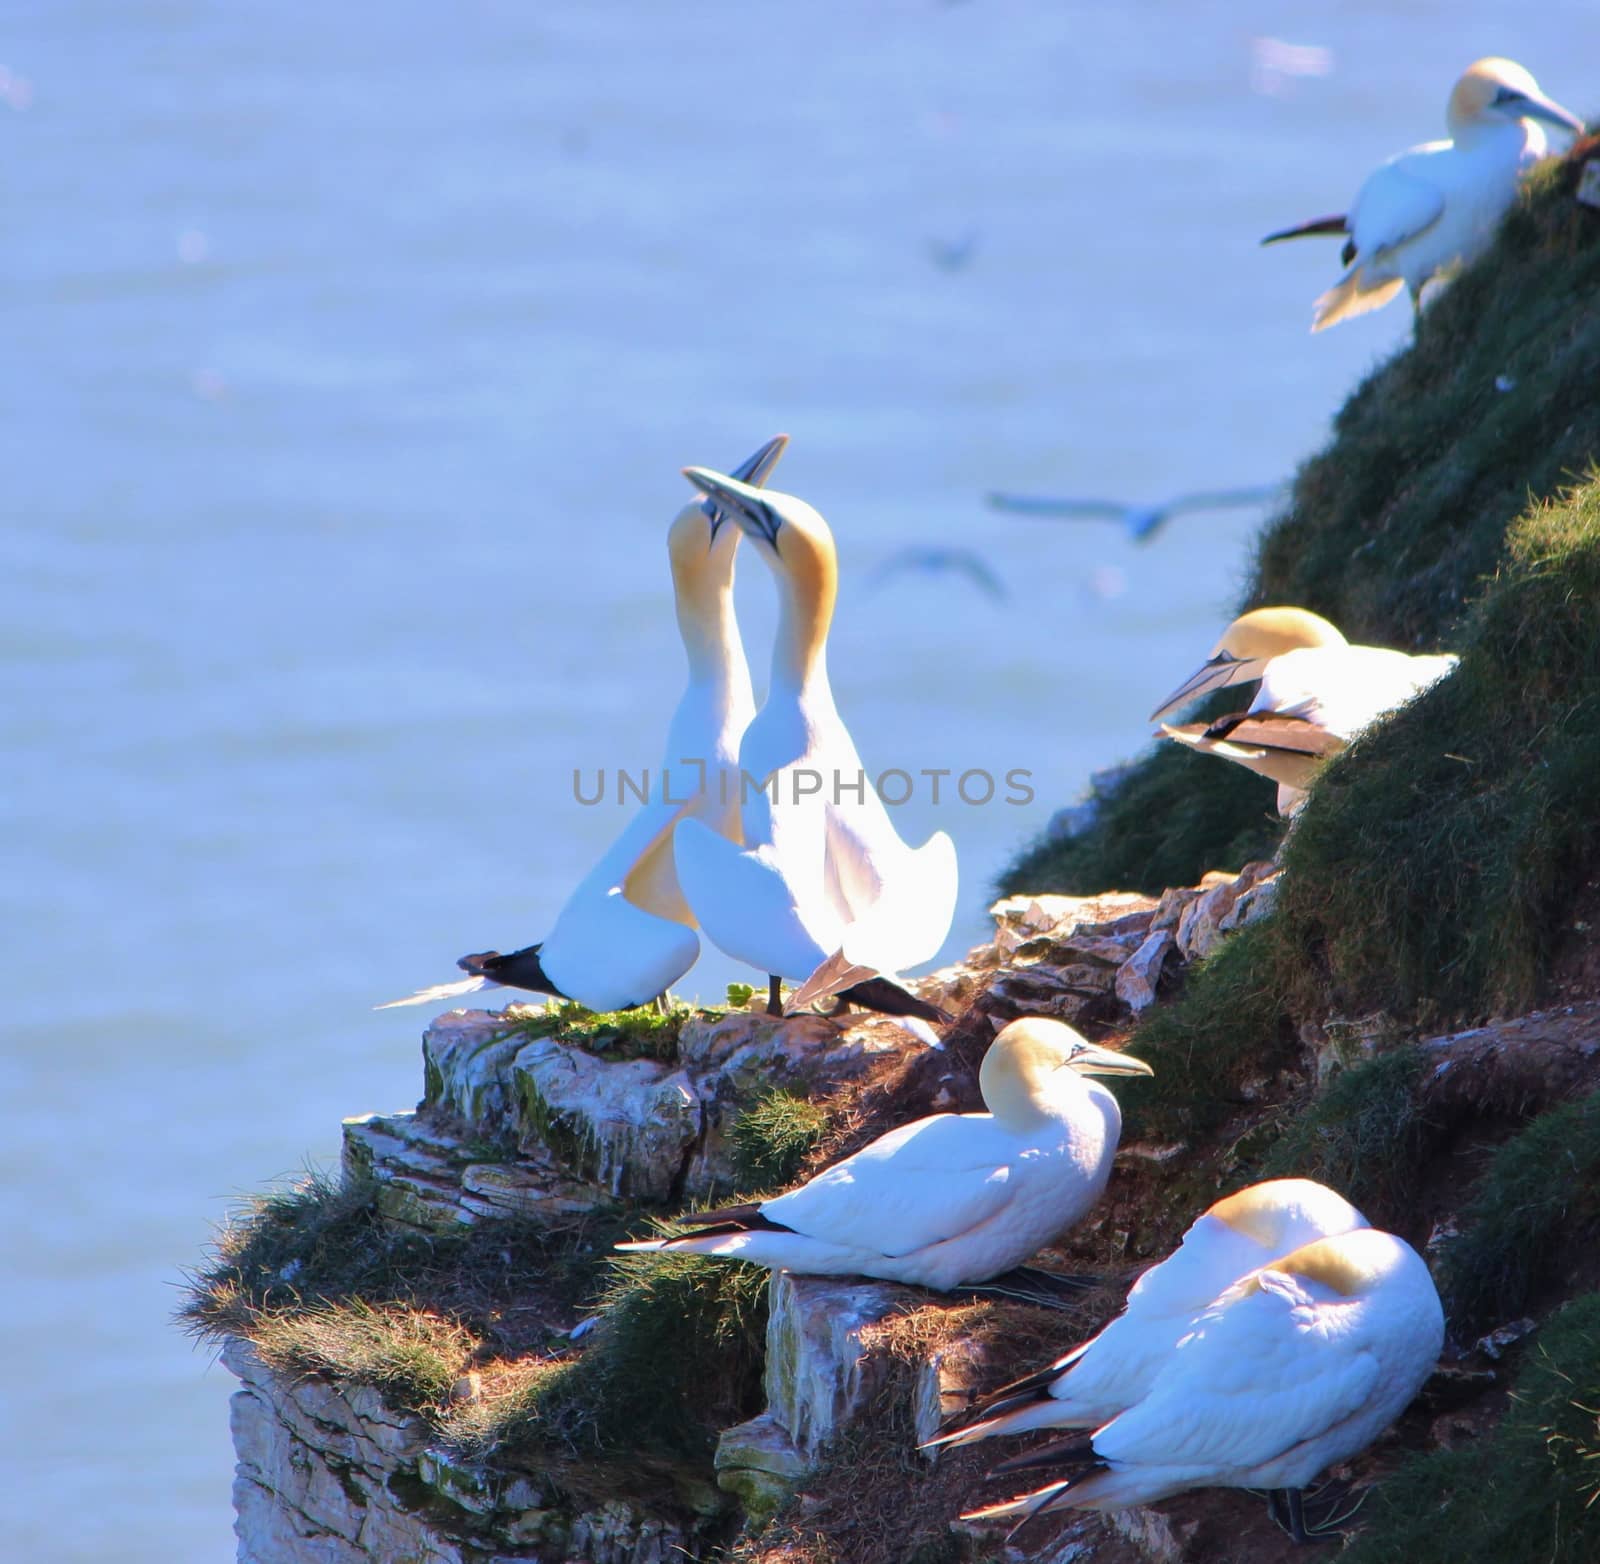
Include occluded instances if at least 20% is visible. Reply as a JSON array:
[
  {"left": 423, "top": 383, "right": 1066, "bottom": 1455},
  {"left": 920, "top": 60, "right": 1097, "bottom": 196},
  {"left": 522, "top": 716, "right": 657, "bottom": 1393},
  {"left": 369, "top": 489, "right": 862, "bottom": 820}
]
[
  {"left": 760, "top": 1113, "right": 1023, "bottom": 1258},
  {"left": 1253, "top": 646, "right": 1455, "bottom": 739},
  {"left": 1348, "top": 158, "right": 1446, "bottom": 263},
  {"left": 672, "top": 805, "right": 839, "bottom": 980},
  {"left": 1094, "top": 1273, "right": 1380, "bottom": 1472},
  {"left": 836, "top": 828, "right": 959, "bottom": 975}
]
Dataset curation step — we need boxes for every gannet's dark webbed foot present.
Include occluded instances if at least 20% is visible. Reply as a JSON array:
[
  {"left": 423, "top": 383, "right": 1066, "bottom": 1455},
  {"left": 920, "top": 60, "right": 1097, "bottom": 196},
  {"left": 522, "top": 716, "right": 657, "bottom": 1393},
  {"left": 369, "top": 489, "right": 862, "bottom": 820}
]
[
  {"left": 766, "top": 974, "right": 783, "bottom": 1016},
  {"left": 1265, "top": 1485, "right": 1355, "bottom": 1545},
  {"left": 824, "top": 994, "right": 852, "bottom": 1018},
  {"left": 652, "top": 992, "right": 671, "bottom": 1016}
]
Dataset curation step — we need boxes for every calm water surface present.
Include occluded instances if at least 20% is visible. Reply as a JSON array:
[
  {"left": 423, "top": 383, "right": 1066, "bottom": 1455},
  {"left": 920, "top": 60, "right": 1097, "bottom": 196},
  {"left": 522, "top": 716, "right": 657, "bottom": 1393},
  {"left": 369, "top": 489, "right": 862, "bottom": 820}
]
[{"left": 4, "top": 2, "right": 1594, "bottom": 1556}]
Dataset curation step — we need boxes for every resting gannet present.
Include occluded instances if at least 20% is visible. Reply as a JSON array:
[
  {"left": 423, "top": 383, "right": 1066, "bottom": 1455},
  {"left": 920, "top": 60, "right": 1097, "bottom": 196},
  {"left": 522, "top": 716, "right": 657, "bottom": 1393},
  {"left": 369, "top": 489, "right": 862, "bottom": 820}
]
[
  {"left": 1152, "top": 607, "right": 1458, "bottom": 813},
  {"left": 671, "top": 467, "right": 959, "bottom": 1026},
  {"left": 927, "top": 1179, "right": 1367, "bottom": 1450},
  {"left": 617, "top": 1018, "right": 1152, "bottom": 1289},
  {"left": 1264, "top": 58, "right": 1583, "bottom": 331},
  {"left": 379, "top": 436, "right": 786, "bottom": 1015},
  {"left": 962, "top": 1228, "right": 1444, "bottom": 1543}
]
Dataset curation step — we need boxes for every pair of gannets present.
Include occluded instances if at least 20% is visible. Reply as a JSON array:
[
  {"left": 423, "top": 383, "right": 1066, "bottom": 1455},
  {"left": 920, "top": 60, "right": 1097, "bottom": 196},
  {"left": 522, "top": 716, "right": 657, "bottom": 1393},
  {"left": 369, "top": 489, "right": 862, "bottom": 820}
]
[
  {"left": 386, "top": 442, "right": 956, "bottom": 1023},
  {"left": 938, "top": 1180, "right": 1443, "bottom": 1544},
  {"left": 618, "top": 1018, "right": 1151, "bottom": 1290},
  {"left": 1266, "top": 58, "right": 1583, "bottom": 331},
  {"left": 1153, "top": 607, "right": 1458, "bottom": 813}
]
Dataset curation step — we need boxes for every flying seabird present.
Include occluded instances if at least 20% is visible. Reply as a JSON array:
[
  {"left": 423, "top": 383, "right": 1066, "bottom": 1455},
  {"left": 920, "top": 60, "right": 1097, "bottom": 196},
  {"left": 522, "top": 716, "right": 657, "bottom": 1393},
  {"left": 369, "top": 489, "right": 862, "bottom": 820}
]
[
  {"left": 961, "top": 1227, "right": 1444, "bottom": 1544},
  {"left": 987, "top": 485, "right": 1285, "bottom": 544},
  {"left": 1263, "top": 57, "right": 1583, "bottom": 331},
  {"left": 868, "top": 546, "right": 1007, "bottom": 601},
  {"left": 616, "top": 1018, "right": 1152, "bottom": 1289},
  {"left": 927, "top": 1179, "right": 1368, "bottom": 1450},
  {"left": 378, "top": 435, "right": 787, "bottom": 1014},
  {"left": 670, "top": 466, "right": 960, "bottom": 1027},
  {"left": 1151, "top": 607, "right": 1458, "bottom": 813}
]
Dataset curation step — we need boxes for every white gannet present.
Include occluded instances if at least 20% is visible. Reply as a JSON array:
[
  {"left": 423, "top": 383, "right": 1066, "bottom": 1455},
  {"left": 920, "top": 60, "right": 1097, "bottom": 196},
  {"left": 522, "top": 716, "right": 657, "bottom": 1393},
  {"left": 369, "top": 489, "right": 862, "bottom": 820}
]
[
  {"left": 927, "top": 1179, "right": 1368, "bottom": 1450},
  {"left": 1263, "top": 58, "right": 1584, "bottom": 331},
  {"left": 868, "top": 546, "right": 1007, "bottom": 602},
  {"left": 1151, "top": 607, "right": 1458, "bottom": 813},
  {"left": 988, "top": 484, "right": 1285, "bottom": 545},
  {"left": 379, "top": 436, "right": 786, "bottom": 1015},
  {"left": 670, "top": 466, "right": 959, "bottom": 1025},
  {"left": 616, "top": 1018, "right": 1152, "bottom": 1289},
  {"left": 963, "top": 1228, "right": 1444, "bottom": 1544}
]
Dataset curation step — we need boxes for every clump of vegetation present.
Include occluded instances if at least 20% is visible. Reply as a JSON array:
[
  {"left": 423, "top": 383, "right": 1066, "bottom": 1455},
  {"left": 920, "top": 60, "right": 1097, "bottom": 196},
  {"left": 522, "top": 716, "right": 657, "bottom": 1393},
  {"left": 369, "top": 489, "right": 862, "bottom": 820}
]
[
  {"left": 1120, "top": 920, "right": 1294, "bottom": 1143},
  {"left": 1261, "top": 1047, "right": 1427, "bottom": 1222},
  {"left": 1001, "top": 150, "right": 1600, "bottom": 913},
  {"left": 514, "top": 998, "right": 693, "bottom": 1060},
  {"left": 1439, "top": 1092, "right": 1600, "bottom": 1330},
  {"left": 1342, "top": 1291, "right": 1600, "bottom": 1564},
  {"left": 731, "top": 1089, "right": 832, "bottom": 1189}
]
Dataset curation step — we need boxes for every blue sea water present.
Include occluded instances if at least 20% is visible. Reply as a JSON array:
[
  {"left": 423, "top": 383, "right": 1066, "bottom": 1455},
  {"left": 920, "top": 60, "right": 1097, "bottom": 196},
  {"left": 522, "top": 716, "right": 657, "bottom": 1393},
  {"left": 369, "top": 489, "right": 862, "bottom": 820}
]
[{"left": 3, "top": 2, "right": 1594, "bottom": 1556}]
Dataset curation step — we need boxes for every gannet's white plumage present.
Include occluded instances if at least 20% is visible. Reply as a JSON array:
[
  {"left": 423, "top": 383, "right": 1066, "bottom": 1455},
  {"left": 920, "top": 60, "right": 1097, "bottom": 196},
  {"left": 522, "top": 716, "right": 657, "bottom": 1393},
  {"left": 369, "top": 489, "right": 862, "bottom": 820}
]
[
  {"left": 1264, "top": 58, "right": 1583, "bottom": 331},
  {"left": 964, "top": 1228, "right": 1444, "bottom": 1529},
  {"left": 615, "top": 1018, "right": 1152, "bottom": 1290},
  {"left": 1153, "top": 607, "right": 1458, "bottom": 813},
  {"left": 378, "top": 436, "right": 786, "bottom": 1014},
  {"left": 927, "top": 1179, "right": 1368, "bottom": 1450},
  {"left": 670, "top": 467, "right": 959, "bottom": 1024}
]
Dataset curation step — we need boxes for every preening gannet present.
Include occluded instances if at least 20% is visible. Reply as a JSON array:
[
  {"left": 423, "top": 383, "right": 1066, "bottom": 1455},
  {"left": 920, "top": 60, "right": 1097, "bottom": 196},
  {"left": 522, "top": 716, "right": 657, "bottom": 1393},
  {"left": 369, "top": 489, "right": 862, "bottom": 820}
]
[
  {"left": 616, "top": 1018, "right": 1152, "bottom": 1289},
  {"left": 379, "top": 435, "right": 786, "bottom": 1015},
  {"left": 670, "top": 467, "right": 959, "bottom": 1026},
  {"left": 1152, "top": 607, "right": 1458, "bottom": 813},
  {"left": 962, "top": 1227, "right": 1444, "bottom": 1543},
  {"left": 1264, "top": 58, "right": 1583, "bottom": 331},
  {"left": 988, "top": 484, "right": 1285, "bottom": 545},
  {"left": 927, "top": 1179, "right": 1368, "bottom": 1451}
]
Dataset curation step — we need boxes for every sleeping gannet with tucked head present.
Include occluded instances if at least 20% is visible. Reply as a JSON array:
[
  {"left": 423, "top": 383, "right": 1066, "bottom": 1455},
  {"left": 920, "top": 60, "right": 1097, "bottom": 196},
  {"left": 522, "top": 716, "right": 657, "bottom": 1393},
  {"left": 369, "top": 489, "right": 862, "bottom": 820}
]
[
  {"left": 926, "top": 1179, "right": 1367, "bottom": 1451},
  {"left": 963, "top": 1227, "right": 1444, "bottom": 1544},
  {"left": 1264, "top": 58, "right": 1583, "bottom": 331},
  {"left": 616, "top": 1018, "right": 1151, "bottom": 1289},
  {"left": 378, "top": 436, "right": 786, "bottom": 1015},
  {"left": 1152, "top": 607, "right": 1458, "bottom": 813},
  {"left": 670, "top": 466, "right": 959, "bottom": 1026}
]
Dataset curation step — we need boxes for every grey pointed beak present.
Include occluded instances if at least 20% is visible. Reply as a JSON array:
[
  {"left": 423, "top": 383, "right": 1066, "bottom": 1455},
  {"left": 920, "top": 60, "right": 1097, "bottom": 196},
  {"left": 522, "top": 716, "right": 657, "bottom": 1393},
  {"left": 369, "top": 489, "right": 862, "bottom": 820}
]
[
  {"left": 1149, "top": 653, "right": 1264, "bottom": 723},
  {"left": 1066, "top": 1042, "right": 1154, "bottom": 1079},
  {"left": 702, "top": 435, "right": 789, "bottom": 539},
  {"left": 684, "top": 465, "right": 781, "bottom": 546},
  {"left": 1504, "top": 89, "right": 1584, "bottom": 136}
]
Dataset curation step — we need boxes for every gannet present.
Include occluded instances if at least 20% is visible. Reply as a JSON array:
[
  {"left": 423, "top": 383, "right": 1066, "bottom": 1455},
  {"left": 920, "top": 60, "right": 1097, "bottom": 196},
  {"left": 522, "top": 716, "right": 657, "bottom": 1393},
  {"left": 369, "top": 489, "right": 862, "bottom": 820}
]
[
  {"left": 670, "top": 467, "right": 959, "bottom": 1025},
  {"left": 1151, "top": 607, "right": 1458, "bottom": 813},
  {"left": 616, "top": 1018, "right": 1152, "bottom": 1289},
  {"left": 1263, "top": 58, "right": 1583, "bottom": 331},
  {"left": 963, "top": 1227, "right": 1444, "bottom": 1543},
  {"left": 988, "top": 484, "right": 1285, "bottom": 545},
  {"left": 379, "top": 435, "right": 786, "bottom": 1015},
  {"left": 868, "top": 546, "right": 1007, "bottom": 602},
  {"left": 927, "top": 1179, "right": 1368, "bottom": 1451}
]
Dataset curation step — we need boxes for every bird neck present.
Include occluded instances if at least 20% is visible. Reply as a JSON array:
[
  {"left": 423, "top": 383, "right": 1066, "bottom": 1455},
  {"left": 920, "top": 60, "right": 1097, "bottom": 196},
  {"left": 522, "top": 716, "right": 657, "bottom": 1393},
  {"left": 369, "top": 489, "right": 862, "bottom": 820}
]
[
  {"left": 676, "top": 576, "right": 750, "bottom": 701},
  {"left": 768, "top": 561, "right": 835, "bottom": 697}
]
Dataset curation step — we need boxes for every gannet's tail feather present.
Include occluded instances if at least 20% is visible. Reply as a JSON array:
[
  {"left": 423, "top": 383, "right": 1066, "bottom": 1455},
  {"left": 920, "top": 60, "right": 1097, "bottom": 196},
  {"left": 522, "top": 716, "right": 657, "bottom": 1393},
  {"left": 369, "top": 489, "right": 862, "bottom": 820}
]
[
  {"left": 1312, "top": 267, "right": 1405, "bottom": 332},
  {"left": 374, "top": 974, "right": 495, "bottom": 1011}
]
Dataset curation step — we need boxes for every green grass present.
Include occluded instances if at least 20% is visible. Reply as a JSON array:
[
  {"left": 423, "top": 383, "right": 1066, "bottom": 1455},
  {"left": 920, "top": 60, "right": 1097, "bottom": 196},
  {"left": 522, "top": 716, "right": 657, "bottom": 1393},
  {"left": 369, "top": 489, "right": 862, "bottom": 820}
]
[
  {"left": 999, "top": 153, "right": 1600, "bottom": 910},
  {"left": 514, "top": 999, "right": 694, "bottom": 1061},
  {"left": 1120, "top": 920, "right": 1293, "bottom": 1143},
  {"left": 1343, "top": 1291, "right": 1600, "bottom": 1564},
  {"left": 731, "top": 1088, "right": 832, "bottom": 1189},
  {"left": 1439, "top": 1092, "right": 1600, "bottom": 1330},
  {"left": 1260, "top": 1047, "right": 1427, "bottom": 1222}
]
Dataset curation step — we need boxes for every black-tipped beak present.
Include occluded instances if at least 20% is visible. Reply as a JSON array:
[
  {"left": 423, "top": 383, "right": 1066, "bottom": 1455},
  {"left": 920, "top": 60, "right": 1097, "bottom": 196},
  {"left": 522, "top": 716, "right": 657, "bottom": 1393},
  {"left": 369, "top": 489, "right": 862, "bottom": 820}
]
[
  {"left": 684, "top": 465, "right": 782, "bottom": 547},
  {"left": 702, "top": 434, "right": 789, "bottom": 540},
  {"left": 1148, "top": 652, "right": 1264, "bottom": 723}
]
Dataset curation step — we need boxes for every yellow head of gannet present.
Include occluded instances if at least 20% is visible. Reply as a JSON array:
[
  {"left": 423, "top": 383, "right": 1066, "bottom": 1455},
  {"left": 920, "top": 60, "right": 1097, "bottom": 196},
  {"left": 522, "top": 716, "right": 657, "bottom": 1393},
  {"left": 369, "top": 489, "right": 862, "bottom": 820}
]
[
  {"left": 926, "top": 1178, "right": 1368, "bottom": 1452},
  {"left": 1263, "top": 57, "right": 1583, "bottom": 331},
  {"left": 1149, "top": 606, "right": 1345, "bottom": 722},
  {"left": 962, "top": 1226, "right": 1443, "bottom": 1544},
  {"left": 615, "top": 1018, "right": 1151, "bottom": 1290}
]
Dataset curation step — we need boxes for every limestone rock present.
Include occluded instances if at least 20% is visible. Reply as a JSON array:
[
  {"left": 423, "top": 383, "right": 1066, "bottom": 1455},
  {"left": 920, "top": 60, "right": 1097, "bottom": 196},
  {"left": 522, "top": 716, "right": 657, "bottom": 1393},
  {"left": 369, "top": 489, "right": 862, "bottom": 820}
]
[
  {"left": 1115, "top": 929, "right": 1177, "bottom": 1014},
  {"left": 714, "top": 1413, "right": 810, "bottom": 1522},
  {"left": 764, "top": 1273, "right": 906, "bottom": 1460}
]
